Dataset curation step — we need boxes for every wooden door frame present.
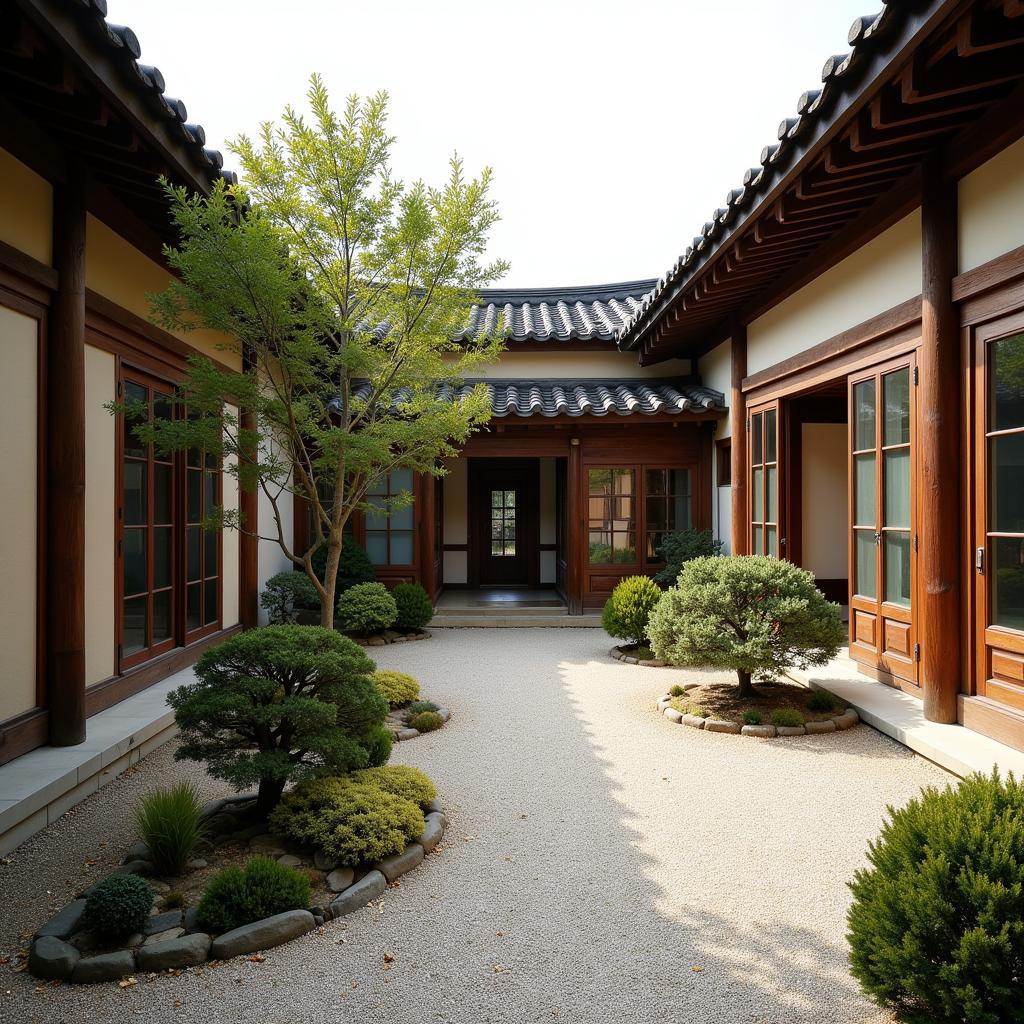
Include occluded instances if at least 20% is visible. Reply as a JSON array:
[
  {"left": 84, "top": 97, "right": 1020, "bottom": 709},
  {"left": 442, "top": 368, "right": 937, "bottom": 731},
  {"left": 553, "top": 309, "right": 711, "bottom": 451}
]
[{"left": 746, "top": 398, "right": 784, "bottom": 557}]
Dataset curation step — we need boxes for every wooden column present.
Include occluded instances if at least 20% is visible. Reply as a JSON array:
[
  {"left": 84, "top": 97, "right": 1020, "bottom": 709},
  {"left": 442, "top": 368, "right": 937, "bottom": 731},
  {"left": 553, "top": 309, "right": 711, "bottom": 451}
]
[
  {"left": 730, "top": 324, "right": 749, "bottom": 555},
  {"left": 47, "top": 177, "right": 87, "bottom": 746},
  {"left": 566, "top": 438, "right": 583, "bottom": 615},
  {"left": 238, "top": 406, "right": 259, "bottom": 629},
  {"left": 418, "top": 471, "right": 438, "bottom": 600},
  {"left": 919, "top": 158, "right": 961, "bottom": 724}
]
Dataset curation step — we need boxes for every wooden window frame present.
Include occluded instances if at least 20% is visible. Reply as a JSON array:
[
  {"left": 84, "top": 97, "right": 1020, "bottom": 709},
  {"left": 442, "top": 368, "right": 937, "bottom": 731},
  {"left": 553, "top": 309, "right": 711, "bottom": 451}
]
[
  {"left": 365, "top": 470, "right": 416, "bottom": 568},
  {"left": 748, "top": 401, "right": 782, "bottom": 557},
  {"left": 715, "top": 438, "right": 732, "bottom": 487}
]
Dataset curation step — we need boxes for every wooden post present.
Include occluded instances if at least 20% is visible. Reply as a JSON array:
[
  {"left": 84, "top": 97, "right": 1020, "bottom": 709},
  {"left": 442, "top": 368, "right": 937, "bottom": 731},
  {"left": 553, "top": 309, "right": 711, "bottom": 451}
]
[
  {"left": 47, "top": 176, "right": 87, "bottom": 746},
  {"left": 730, "top": 324, "right": 749, "bottom": 555},
  {"left": 238, "top": 406, "right": 259, "bottom": 629},
  {"left": 566, "top": 438, "right": 583, "bottom": 615},
  {"left": 418, "top": 471, "right": 438, "bottom": 601},
  {"left": 919, "top": 158, "right": 960, "bottom": 724}
]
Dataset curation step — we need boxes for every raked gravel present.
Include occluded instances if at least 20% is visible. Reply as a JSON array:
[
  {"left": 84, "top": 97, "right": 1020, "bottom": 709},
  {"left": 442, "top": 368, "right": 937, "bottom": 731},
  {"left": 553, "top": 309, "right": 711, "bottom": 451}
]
[{"left": 1, "top": 628, "right": 949, "bottom": 1023}]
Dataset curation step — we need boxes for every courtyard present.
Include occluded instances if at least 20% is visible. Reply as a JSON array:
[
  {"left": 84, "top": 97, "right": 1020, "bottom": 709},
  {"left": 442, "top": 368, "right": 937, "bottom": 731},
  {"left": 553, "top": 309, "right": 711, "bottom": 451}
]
[{"left": 1, "top": 628, "right": 947, "bottom": 1023}]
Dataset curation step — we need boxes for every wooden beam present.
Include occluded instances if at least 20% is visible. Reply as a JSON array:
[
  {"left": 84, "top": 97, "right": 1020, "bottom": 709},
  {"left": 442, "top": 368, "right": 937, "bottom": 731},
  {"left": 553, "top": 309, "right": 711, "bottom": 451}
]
[
  {"left": 46, "top": 173, "right": 86, "bottom": 746},
  {"left": 730, "top": 325, "right": 748, "bottom": 555},
  {"left": 918, "top": 157, "right": 961, "bottom": 725}
]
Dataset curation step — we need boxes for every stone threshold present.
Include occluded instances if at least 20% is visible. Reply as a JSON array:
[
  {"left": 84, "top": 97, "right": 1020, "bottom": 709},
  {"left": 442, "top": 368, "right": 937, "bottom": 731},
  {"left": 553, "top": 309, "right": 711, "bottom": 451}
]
[
  {"left": 0, "top": 669, "right": 193, "bottom": 856},
  {"left": 789, "top": 653, "right": 1024, "bottom": 780}
]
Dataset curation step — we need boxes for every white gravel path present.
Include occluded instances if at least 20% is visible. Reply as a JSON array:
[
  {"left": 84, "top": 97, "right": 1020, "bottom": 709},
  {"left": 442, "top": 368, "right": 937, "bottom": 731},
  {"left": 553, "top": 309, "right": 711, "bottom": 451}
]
[{"left": 1, "top": 627, "right": 949, "bottom": 1024}]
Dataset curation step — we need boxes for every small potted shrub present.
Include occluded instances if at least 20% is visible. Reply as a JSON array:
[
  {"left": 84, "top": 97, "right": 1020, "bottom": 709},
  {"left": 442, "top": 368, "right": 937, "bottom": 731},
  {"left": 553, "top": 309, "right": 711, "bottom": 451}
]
[
  {"left": 82, "top": 875, "right": 154, "bottom": 939},
  {"left": 336, "top": 582, "right": 398, "bottom": 636},
  {"left": 602, "top": 576, "right": 662, "bottom": 650},
  {"left": 392, "top": 582, "right": 433, "bottom": 630},
  {"left": 196, "top": 857, "right": 311, "bottom": 934}
]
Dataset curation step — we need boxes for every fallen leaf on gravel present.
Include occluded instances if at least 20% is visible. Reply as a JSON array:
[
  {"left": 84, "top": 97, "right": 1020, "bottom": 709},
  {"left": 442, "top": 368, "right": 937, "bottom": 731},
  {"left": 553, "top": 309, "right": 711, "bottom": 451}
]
[
  {"left": 247, "top": 954, "right": 266, "bottom": 963},
  {"left": 492, "top": 965, "right": 506, "bottom": 973},
  {"left": 496, "top": 931, "right": 504, "bottom": 937},
  {"left": 383, "top": 952, "right": 394, "bottom": 963},
  {"left": 118, "top": 977, "right": 137, "bottom": 988},
  {"left": 691, "top": 966, "right": 704, "bottom": 973}
]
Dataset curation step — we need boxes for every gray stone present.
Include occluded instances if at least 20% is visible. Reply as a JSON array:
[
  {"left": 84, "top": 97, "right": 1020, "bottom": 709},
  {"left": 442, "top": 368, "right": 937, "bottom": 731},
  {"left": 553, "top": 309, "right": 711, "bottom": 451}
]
[
  {"left": 657, "top": 697, "right": 672, "bottom": 710},
  {"left": 741, "top": 724, "right": 777, "bottom": 738},
  {"left": 663, "top": 707, "right": 683, "bottom": 723},
  {"left": 436, "top": 707, "right": 451, "bottom": 723},
  {"left": 329, "top": 870, "right": 386, "bottom": 916},
  {"left": 71, "top": 950, "right": 136, "bottom": 984},
  {"left": 198, "top": 797, "right": 228, "bottom": 821},
  {"left": 186, "top": 858, "right": 208, "bottom": 869},
  {"left": 705, "top": 718, "right": 742, "bottom": 734},
  {"left": 201, "top": 813, "right": 238, "bottom": 837},
  {"left": 314, "top": 850, "right": 340, "bottom": 872},
  {"left": 147, "top": 879, "right": 170, "bottom": 894},
  {"left": 373, "top": 843, "right": 424, "bottom": 883},
  {"left": 638, "top": 659, "right": 668, "bottom": 667},
  {"left": 29, "top": 936, "right": 80, "bottom": 979},
  {"left": 249, "top": 834, "right": 286, "bottom": 855},
  {"left": 397, "top": 728, "right": 419, "bottom": 741},
  {"left": 122, "top": 840, "right": 151, "bottom": 864},
  {"left": 426, "top": 797, "right": 443, "bottom": 815},
  {"left": 36, "top": 899, "right": 86, "bottom": 940},
  {"left": 210, "top": 910, "right": 316, "bottom": 960},
  {"left": 624, "top": 656, "right": 638, "bottom": 665},
  {"left": 326, "top": 867, "right": 354, "bottom": 893},
  {"left": 276, "top": 854, "right": 303, "bottom": 869},
  {"left": 365, "top": 636, "right": 386, "bottom": 647},
  {"left": 144, "top": 910, "right": 184, "bottom": 935},
  {"left": 183, "top": 906, "right": 201, "bottom": 933},
  {"left": 136, "top": 932, "right": 210, "bottom": 972},
  {"left": 805, "top": 719, "right": 837, "bottom": 735},
  {"left": 420, "top": 812, "right": 446, "bottom": 855},
  {"left": 681, "top": 714, "right": 706, "bottom": 729},
  {"left": 776, "top": 725, "right": 807, "bottom": 736},
  {"left": 115, "top": 859, "right": 153, "bottom": 878},
  {"left": 144, "top": 927, "right": 185, "bottom": 945},
  {"left": 682, "top": 682, "right": 700, "bottom": 692},
  {"left": 835, "top": 708, "right": 860, "bottom": 730}
]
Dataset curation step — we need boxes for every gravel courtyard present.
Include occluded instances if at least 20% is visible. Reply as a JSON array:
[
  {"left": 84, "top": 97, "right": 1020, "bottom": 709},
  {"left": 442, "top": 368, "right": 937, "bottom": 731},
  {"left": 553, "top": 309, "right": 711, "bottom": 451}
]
[{"left": 1, "top": 627, "right": 949, "bottom": 1024}]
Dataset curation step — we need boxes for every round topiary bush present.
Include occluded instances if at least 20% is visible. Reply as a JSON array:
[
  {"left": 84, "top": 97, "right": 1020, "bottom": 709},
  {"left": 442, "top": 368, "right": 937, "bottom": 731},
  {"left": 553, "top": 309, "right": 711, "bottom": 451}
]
[
  {"left": 409, "top": 710, "right": 444, "bottom": 733},
  {"left": 269, "top": 776, "right": 425, "bottom": 867},
  {"left": 392, "top": 582, "right": 433, "bottom": 630},
  {"left": 82, "top": 874, "right": 154, "bottom": 939},
  {"left": 196, "top": 856, "right": 311, "bottom": 934},
  {"left": 311, "top": 539, "right": 376, "bottom": 600},
  {"left": 847, "top": 770, "right": 1024, "bottom": 1024},
  {"left": 260, "top": 571, "right": 320, "bottom": 624},
  {"left": 601, "top": 575, "right": 662, "bottom": 646},
  {"left": 373, "top": 669, "right": 420, "bottom": 708},
  {"left": 351, "top": 765, "right": 437, "bottom": 810},
  {"left": 336, "top": 582, "right": 398, "bottom": 636}
]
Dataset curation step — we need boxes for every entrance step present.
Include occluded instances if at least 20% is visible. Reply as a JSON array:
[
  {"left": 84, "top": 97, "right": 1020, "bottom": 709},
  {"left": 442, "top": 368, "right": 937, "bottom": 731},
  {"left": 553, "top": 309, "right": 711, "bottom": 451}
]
[
  {"left": 431, "top": 614, "right": 604, "bottom": 628},
  {"left": 434, "top": 604, "right": 569, "bottom": 617}
]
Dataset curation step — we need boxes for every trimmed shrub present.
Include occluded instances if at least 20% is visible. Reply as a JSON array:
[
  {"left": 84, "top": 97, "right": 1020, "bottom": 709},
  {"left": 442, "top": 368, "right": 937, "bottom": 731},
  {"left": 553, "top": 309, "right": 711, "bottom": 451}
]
[
  {"left": 648, "top": 556, "right": 845, "bottom": 699},
  {"left": 336, "top": 582, "right": 398, "bottom": 636},
  {"left": 133, "top": 782, "right": 204, "bottom": 876},
  {"left": 83, "top": 874, "right": 154, "bottom": 939},
  {"left": 409, "top": 710, "right": 444, "bottom": 732},
  {"left": 770, "top": 708, "right": 805, "bottom": 728},
  {"left": 807, "top": 689, "right": 840, "bottom": 712},
  {"left": 372, "top": 669, "right": 420, "bottom": 708},
  {"left": 311, "top": 539, "right": 376, "bottom": 600},
  {"left": 269, "top": 776, "right": 425, "bottom": 867},
  {"left": 652, "top": 528, "right": 724, "bottom": 587},
  {"left": 195, "top": 857, "right": 311, "bottom": 934},
  {"left": 406, "top": 700, "right": 439, "bottom": 717},
  {"left": 847, "top": 771, "right": 1024, "bottom": 1024},
  {"left": 741, "top": 709, "right": 762, "bottom": 726},
  {"left": 601, "top": 576, "right": 662, "bottom": 646},
  {"left": 169, "top": 626, "right": 388, "bottom": 815},
  {"left": 163, "top": 890, "right": 186, "bottom": 909},
  {"left": 260, "top": 571, "right": 320, "bottom": 624},
  {"left": 351, "top": 765, "right": 437, "bottom": 810},
  {"left": 668, "top": 684, "right": 685, "bottom": 697},
  {"left": 361, "top": 724, "right": 394, "bottom": 769},
  {"left": 392, "top": 582, "right": 433, "bottom": 630}
]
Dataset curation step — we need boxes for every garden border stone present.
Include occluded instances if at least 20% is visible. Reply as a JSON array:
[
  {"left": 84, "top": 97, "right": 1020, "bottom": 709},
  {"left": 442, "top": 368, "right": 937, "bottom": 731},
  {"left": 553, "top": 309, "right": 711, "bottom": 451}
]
[
  {"left": 387, "top": 703, "right": 451, "bottom": 742},
  {"left": 609, "top": 645, "right": 670, "bottom": 668},
  {"left": 353, "top": 629, "right": 431, "bottom": 648}
]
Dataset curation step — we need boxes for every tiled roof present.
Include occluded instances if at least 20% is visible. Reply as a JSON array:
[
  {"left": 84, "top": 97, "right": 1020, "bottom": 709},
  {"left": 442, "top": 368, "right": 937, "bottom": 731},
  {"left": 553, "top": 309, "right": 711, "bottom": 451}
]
[
  {"left": 346, "top": 379, "right": 725, "bottom": 419},
  {"left": 461, "top": 281, "right": 656, "bottom": 343}
]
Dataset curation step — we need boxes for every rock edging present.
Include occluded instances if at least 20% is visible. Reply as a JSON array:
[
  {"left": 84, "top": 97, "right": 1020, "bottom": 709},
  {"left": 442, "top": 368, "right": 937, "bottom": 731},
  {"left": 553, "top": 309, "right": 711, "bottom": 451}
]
[
  {"left": 657, "top": 693, "right": 860, "bottom": 739},
  {"left": 609, "top": 646, "right": 670, "bottom": 668},
  {"left": 353, "top": 629, "right": 431, "bottom": 648},
  {"left": 386, "top": 704, "right": 451, "bottom": 742}
]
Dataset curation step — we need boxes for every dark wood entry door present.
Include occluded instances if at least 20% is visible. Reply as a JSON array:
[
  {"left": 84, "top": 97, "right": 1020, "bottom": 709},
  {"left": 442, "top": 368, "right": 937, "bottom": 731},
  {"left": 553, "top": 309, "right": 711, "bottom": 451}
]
[{"left": 470, "top": 459, "right": 539, "bottom": 587}]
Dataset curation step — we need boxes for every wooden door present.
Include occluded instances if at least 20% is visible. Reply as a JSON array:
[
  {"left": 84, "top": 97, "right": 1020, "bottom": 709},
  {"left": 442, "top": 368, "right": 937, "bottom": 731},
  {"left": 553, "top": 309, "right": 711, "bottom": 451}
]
[
  {"left": 974, "top": 319, "right": 1024, "bottom": 712},
  {"left": 748, "top": 401, "right": 783, "bottom": 557},
  {"left": 469, "top": 459, "right": 539, "bottom": 587},
  {"left": 848, "top": 356, "right": 918, "bottom": 686}
]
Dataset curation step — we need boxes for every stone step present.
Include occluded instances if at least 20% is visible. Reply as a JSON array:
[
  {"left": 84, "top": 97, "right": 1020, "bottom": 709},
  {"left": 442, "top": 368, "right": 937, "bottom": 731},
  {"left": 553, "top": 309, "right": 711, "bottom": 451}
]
[
  {"left": 431, "top": 614, "right": 604, "bottom": 628},
  {"left": 434, "top": 604, "right": 569, "bottom": 617}
]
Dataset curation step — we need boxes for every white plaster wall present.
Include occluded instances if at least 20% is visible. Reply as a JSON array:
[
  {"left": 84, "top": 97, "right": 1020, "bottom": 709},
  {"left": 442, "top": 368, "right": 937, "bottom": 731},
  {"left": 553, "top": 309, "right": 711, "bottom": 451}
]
[
  {"left": 85, "top": 345, "right": 115, "bottom": 686},
  {"left": 699, "top": 338, "right": 733, "bottom": 553},
  {"left": 0, "top": 307, "right": 38, "bottom": 720},
  {"left": 257, "top": 479, "right": 294, "bottom": 624},
  {"left": 959, "top": 136, "right": 1024, "bottom": 273},
  {"left": 448, "top": 351, "right": 692, "bottom": 379},
  {"left": 747, "top": 212, "right": 922, "bottom": 376},
  {"left": 221, "top": 406, "right": 240, "bottom": 629},
  {"left": 442, "top": 457, "right": 468, "bottom": 584},
  {"left": 801, "top": 422, "right": 848, "bottom": 581}
]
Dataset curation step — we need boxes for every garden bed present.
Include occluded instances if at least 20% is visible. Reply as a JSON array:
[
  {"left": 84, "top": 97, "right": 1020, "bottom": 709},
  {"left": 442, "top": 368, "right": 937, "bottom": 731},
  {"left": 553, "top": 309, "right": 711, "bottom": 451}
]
[
  {"left": 27, "top": 791, "right": 447, "bottom": 984},
  {"left": 657, "top": 681, "right": 860, "bottom": 737},
  {"left": 609, "top": 644, "right": 669, "bottom": 667},
  {"left": 294, "top": 610, "right": 431, "bottom": 646},
  {"left": 386, "top": 703, "right": 450, "bottom": 741}
]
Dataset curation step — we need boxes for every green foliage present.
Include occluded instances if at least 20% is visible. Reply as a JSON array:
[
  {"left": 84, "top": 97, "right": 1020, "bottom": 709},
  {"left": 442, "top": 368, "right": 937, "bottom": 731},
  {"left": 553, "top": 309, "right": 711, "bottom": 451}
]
[
  {"left": 770, "top": 709, "right": 805, "bottom": 728},
  {"left": 406, "top": 700, "right": 439, "bottom": 717},
  {"left": 136, "top": 78, "right": 508, "bottom": 631},
  {"left": 669, "top": 698, "right": 708, "bottom": 718},
  {"left": 169, "top": 625, "right": 388, "bottom": 814},
  {"left": 311, "top": 541, "right": 375, "bottom": 601},
  {"left": 133, "top": 782, "right": 204, "bottom": 877},
  {"left": 601, "top": 576, "right": 663, "bottom": 646},
  {"left": 807, "top": 690, "right": 840, "bottom": 712},
  {"left": 392, "top": 582, "right": 434, "bottom": 629},
  {"left": 162, "top": 890, "right": 186, "bottom": 909},
  {"left": 260, "top": 571, "right": 320, "bottom": 624},
  {"left": 336, "top": 582, "right": 398, "bottom": 636},
  {"left": 668, "top": 685, "right": 685, "bottom": 698},
  {"left": 268, "top": 776, "right": 425, "bottom": 867},
  {"left": 647, "top": 556, "right": 845, "bottom": 695},
  {"left": 350, "top": 765, "right": 437, "bottom": 810},
  {"left": 83, "top": 875, "right": 154, "bottom": 939},
  {"left": 195, "top": 857, "right": 311, "bottom": 934},
  {"left": 653, "top": 528, "right": 724, "bottom": 587},
  {"left": 409, "top": 710, "right": 444, "bottom": 732},
  {"left": 372, "top": 670, "right": 420, "bottom": 708},
  {"left": 361, "top": 725, "right": 393, "bottom": 768},
  {"left": 741, "top": 709, "right": 762, "bottom": 725},
  {"left": 847, "top": 771, "right": 1024, "bottom": 1024},
  {"left": 588, "top": 543, "right": 637, "bottom": 565}
]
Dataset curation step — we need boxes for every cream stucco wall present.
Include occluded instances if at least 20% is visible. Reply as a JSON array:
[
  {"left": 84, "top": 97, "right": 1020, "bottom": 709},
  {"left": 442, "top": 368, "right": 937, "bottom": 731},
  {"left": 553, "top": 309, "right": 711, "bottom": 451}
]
[
  {"left": 0, "top": 307, "right": 38, "bottom": 720},
  {"left": 85, "top": 345, "right": 116, "bottom": 686},
  {"left": 959, "top": 136, "right": 1024, "bottom": 274},
  {"left": 442, "top": 457, "right": 468, "bottom": 584},
  {"left": 699, "top": 339, "right": 733, "bottom": 553},
  {"left": 449, "top": 351, "right": 692, "bottom": 380},
  {"left": 221, "top": 406, "right": 241, "bottom": 629},
  {"left": 801, "top": 423, "right": 848, "bottom": 581},
  {"left": 747, "top": 211, "right": 922, "bottom": 376},
  {"left": 0, "top": 148, "right": 52, "bottom": 266},
  {"left": 85, "top": 215, "right": 241, "bottom": 370},
  {"left": 257, "top": 480, "right": 294, "bottom": 625}
]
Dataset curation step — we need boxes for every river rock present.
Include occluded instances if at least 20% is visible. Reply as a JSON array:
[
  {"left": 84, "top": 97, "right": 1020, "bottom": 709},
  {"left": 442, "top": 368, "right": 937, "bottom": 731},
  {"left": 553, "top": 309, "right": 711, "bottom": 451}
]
[
  {"left": 326, "top": 867, "right": 354, "bottom": 892},
  {"left": 71, "top": 950, "right": 135, "bottom": 984},
  {"left": 136, "top": 932, "right": 211, "bottom": 971},
  {"left": 29, "top": 936, "right": 80, "bottom": 979},
  {"left": 373, "top": 843, "right": 424, "bottom": 883},
  {"left": 329, "top": 870, "right": 386, "bottom": 916},
  {"left": 36, "top": 899, "right": 86, "bottom": 940},
  {"left": 420, "top": 812, "right": 446, "bottom": 855},
  {"left": 210, "top": 910, "right": 316, "bottom": 959}
]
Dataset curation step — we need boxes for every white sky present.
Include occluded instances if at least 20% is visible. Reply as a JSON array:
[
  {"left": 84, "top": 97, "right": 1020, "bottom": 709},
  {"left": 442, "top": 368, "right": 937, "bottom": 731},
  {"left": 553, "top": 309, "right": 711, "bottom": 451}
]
[{"left": 108, "top": 0, "right": 872, "bottom": 287}]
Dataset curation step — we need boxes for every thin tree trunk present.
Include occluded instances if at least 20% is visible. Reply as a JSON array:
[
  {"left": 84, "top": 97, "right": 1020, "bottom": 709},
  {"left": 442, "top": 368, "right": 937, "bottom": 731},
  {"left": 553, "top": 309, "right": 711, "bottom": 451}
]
[
  {"left": 319, "top": 536, "right": 341, "bottom": 630},
  {"left": 255, "top": 777, "right": 286, "bottom": 818},
  {"left": 736, "top": 669, "right": 757, "bottom": 700}
]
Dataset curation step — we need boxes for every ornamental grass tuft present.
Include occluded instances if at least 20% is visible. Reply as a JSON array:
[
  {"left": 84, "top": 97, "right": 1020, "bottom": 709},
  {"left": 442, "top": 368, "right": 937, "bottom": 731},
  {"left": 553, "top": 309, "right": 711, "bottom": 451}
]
[{"left": 133, "top": 781, "right": 205, "bottom": 876}]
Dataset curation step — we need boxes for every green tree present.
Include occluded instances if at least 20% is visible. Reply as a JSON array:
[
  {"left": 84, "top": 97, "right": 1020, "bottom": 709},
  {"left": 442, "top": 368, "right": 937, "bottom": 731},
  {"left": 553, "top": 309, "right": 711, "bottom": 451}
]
[
  {"left": 136, "top": 77, "right": 507, "bottom": 627},
  {"left": 646, "top": 555, "right": 845, "bottom": 698}
]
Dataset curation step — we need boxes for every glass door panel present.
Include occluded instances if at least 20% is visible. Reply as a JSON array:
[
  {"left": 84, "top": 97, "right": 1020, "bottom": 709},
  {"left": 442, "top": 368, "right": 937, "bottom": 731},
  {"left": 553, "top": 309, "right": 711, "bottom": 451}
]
[{"left": 749, "top": 402, "right": 782, "bottom": 557}]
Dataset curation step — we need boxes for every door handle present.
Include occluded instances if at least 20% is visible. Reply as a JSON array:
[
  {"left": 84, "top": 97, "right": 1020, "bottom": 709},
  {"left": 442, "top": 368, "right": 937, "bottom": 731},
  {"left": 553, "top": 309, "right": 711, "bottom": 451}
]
[{"left": 976, "top": 546, "right": 985, "bottom": 574}]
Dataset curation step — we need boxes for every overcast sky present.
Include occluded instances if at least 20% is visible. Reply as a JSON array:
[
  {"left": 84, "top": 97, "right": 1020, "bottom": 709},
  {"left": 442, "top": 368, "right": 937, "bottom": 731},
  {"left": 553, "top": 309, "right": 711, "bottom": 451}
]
[{"left": 108, "top": 0, "right": 871, "bottom": 287}]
